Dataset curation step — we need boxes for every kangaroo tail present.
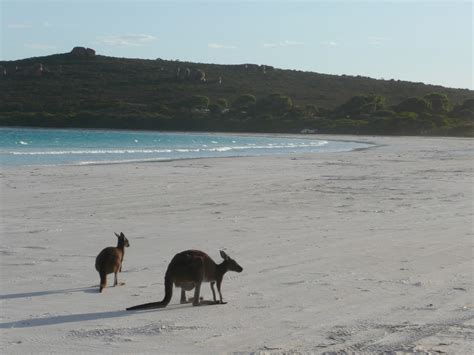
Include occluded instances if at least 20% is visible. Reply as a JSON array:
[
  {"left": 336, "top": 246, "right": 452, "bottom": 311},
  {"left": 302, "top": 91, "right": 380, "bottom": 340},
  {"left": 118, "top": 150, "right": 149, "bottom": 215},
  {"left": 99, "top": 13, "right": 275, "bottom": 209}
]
[
  {"left": 126, "top": 301, "right": 165, "bottom": 311},
  {"left": 127, "top": 273, "right": 173, "bottom": 311}
]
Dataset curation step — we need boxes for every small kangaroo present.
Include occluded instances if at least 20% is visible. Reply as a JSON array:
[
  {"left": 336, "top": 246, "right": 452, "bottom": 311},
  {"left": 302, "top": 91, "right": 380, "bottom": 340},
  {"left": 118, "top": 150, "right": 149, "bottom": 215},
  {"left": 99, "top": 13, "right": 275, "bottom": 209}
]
[
  {"left": 95, "top": 232, "right": 130, "bottom": 293},
  {"left": 127, "top": 250, "right": 242, "bottom": 310}
]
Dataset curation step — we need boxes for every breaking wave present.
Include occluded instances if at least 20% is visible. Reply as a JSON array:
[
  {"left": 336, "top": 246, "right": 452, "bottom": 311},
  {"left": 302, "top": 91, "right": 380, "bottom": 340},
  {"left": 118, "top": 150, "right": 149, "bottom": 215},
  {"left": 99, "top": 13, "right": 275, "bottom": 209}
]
[
  {"left": 0, "top": 127, "right": 372, "bottom": 166},
  {"left": 9, "top": 141, "right": 328, "bottom": 156}
]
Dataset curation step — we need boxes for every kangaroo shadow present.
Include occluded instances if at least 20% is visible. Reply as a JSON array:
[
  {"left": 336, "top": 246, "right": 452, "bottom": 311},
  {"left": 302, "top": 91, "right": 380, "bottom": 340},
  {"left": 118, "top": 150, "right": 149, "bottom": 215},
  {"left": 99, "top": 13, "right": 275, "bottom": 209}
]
[
  {"left": 0, "top": 286, "right": 99, "bottom": 300},
  {"left": 127, "top": 300, "right": 221, "bottom": 313},
  {"left": 1, "top": 302, "right": 221, "bottom": 329},
  {"left": 0, "top": 310, "right": 128, "bottom": 329}
]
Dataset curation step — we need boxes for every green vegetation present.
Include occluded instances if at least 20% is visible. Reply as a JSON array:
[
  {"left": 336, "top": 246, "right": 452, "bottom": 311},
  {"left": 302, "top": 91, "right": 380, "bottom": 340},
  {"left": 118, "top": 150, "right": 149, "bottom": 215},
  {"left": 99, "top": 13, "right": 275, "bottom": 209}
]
[{"left": 0, "top": 50, "right": 472, "bottom": 136}]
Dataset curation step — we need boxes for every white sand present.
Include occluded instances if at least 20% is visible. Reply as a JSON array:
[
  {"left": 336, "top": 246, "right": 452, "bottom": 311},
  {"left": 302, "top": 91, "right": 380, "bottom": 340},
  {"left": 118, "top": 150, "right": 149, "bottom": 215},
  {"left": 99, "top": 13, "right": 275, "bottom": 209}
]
[{"left": 0, "top": 135, "right": 472, "bottom": 354}]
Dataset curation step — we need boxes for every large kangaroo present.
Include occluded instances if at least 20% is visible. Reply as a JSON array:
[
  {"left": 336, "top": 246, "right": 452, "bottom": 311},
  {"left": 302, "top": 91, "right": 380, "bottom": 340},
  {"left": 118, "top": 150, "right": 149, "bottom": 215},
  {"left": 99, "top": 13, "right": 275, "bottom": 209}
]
[
  {"left": 95, "top": 232, "right": 130, "bottom": 293},
  {"left": 127, "top": 250, "right": 242, "bottom": 310}
]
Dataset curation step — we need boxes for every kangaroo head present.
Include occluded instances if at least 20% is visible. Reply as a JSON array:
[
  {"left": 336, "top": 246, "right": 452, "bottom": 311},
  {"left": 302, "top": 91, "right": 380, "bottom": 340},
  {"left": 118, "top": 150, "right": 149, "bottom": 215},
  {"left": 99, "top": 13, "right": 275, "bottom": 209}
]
[
  {"left": 220, "top": 250, "right": 243, "bottom": 273},
  {"left": 115, "top": 232, "right": 130, "bottom": 248}
]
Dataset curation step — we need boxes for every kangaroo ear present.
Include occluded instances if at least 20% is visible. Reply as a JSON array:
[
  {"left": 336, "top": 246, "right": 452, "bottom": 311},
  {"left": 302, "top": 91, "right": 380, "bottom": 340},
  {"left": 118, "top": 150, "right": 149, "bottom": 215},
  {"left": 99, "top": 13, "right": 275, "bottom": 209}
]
[
  {"left": 220, "top": 250, "right": 229, "bottom": 260},
  {"left": 114, "top": 232, "right": 120, "bottom": 238},
  {"left": 120, "top": 232, "right": 125, "bottom": 237}
]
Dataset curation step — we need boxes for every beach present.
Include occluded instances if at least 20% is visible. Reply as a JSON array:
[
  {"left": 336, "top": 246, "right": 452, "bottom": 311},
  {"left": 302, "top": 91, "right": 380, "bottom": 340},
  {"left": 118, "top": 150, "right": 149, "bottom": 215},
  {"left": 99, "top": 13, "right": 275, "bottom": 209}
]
[{"left": 0, "top": 135, "right": 472, "bottom": 353}]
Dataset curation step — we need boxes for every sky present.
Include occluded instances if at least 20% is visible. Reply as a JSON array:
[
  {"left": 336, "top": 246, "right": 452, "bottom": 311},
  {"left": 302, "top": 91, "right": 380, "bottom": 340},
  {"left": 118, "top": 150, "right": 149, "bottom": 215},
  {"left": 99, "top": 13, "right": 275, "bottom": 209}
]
[{"left": 1, "top": 0, "right": 472, "bottom": 89}]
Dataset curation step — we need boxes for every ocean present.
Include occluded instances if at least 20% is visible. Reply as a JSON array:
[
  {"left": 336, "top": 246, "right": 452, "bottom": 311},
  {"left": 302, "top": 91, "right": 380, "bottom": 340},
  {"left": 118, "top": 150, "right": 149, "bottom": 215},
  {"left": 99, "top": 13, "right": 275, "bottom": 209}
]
[{"left": 0, "top": 127, "right": 372, "bottom": 166}]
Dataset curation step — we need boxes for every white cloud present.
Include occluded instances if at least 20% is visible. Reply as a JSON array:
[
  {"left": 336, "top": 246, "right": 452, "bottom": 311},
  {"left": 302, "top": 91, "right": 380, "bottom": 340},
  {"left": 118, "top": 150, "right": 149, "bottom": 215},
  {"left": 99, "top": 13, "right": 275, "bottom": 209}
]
[
  {"left": 25, "top": 43, "right": 56, "bottom": 50},
  {"left": 99, "top": 34, "right": 156, "bottom": 47},
  {"left": 368, "top": 36, "right": 390, "bottom": 46},
  {"left": 368, "top": 36, "right": 390, "bottom": 41},
  {"left": 7, "top": 23, "right": 32, "bottom": 29},
  {"left": 208, "top": 43, "right": 237, "bottom": 49},
  {"left": 282, "top": 40, "right": 304, "bottom": 46},
  {"left": 321, "top": 41, "right": 338, "bottom": 46},
  {"left": 263, "top": 40, "right": 304, "bottom": 48}
]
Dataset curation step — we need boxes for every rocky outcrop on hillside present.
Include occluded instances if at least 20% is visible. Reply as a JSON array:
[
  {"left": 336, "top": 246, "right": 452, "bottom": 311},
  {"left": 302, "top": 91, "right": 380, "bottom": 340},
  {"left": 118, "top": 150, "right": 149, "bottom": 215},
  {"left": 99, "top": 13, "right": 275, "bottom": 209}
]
[
  {"left": 69, "top": 47, "right": 96, "bottom": 57},
  {"left": 175, "top": 67, "right": 206, "bottom": 82}
]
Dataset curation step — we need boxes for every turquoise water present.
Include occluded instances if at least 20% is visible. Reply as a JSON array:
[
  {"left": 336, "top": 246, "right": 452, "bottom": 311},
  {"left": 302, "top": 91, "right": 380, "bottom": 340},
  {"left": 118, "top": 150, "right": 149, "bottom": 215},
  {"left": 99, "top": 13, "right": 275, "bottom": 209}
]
[{"left": 0, "top": 127, "right": 372, "bottom": 166}]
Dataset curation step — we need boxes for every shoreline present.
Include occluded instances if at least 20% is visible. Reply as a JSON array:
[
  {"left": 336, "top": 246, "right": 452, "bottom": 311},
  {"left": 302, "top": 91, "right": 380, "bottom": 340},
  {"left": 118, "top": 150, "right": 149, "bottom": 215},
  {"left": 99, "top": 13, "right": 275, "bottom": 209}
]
[
  {"left": 1, "top": 129, "right": 378, "bottom": 168},
  {"left": 0, "top": 142, "right": 379, "bottom": 169},
  {"left": 1, "top": 135, "right": 472, "bottom": 353}
]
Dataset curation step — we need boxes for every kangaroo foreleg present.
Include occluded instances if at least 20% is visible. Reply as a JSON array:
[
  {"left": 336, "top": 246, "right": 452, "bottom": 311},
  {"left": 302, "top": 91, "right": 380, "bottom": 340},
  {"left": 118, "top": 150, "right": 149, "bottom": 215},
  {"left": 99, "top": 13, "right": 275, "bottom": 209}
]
[
  {"left": 216, "top": 279, "right": 227, "bottom": 304},
  {"left": 210, "top": 281, "right": 217, "bottom": 303}
]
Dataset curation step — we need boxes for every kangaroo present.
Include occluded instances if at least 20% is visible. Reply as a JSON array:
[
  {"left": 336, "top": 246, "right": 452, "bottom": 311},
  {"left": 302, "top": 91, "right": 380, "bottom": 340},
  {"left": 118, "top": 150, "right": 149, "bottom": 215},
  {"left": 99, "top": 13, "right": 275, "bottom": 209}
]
[
  {"left": 126, "top": 250, "right": 242, "bottom": 310},
  {"left": 95, "top": 232, "right": 130, "bottom": 293}
]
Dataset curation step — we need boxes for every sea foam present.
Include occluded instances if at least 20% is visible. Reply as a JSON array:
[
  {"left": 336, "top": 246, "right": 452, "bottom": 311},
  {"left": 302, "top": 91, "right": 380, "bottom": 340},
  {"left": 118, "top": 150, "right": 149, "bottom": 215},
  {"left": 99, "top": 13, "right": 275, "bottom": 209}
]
[{"left": 0, "top": 127, "right": 370, "bottom": 166}]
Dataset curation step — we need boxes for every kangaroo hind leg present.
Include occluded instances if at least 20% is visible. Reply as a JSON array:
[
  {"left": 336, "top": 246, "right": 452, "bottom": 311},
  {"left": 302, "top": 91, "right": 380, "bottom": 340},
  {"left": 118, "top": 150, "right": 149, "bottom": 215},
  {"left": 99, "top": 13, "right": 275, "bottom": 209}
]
[
  {"left": 192, "top": 283, "right": 202, "bottom": 306},
  {"left": 99, "top": 273, "right": 107, "bottom": 293},
  {"left": 180, "top": 288, "right": 187, "bottom": 304},
  {"left": 114, "top": 263, "right": 125, "bottom": 286}
]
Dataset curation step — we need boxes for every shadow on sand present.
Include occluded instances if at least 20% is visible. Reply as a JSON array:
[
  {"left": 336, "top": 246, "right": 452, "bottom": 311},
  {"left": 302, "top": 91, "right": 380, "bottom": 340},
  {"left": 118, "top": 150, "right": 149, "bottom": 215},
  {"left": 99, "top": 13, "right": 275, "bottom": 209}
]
[
  {"left": 126, "top": 300, "right": 221, "bottom": 312},
  {"left": 0, "top": 310, "right": 128, "bottom": 329},
  {"left": 0, "top": 302, "right": 220, "bottom": 329},
  {"left": 0, "top": 286, "right": 98, "bottom": 300}
]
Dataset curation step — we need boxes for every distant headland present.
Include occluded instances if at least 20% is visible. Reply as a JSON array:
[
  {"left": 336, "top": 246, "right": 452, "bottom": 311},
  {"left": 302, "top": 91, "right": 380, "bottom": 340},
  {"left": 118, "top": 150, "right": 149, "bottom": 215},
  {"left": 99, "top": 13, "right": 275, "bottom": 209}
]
[{"left": 1, "top": 47, "right": 472, "bottom": 136}]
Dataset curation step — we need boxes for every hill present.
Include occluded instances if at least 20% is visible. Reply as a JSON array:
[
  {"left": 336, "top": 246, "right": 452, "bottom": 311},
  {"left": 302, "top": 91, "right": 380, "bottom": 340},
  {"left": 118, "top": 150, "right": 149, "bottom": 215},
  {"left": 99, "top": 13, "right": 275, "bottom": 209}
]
[{"left": 1, "top": 47, "right": 473, "bottom": 136}]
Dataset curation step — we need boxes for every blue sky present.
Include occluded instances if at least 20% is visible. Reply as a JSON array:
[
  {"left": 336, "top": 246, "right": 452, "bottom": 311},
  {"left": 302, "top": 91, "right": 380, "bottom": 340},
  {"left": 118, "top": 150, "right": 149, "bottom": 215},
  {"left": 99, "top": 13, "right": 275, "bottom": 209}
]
[{"left": 1, "top": 0, "right": 472, "bottom": 89}]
